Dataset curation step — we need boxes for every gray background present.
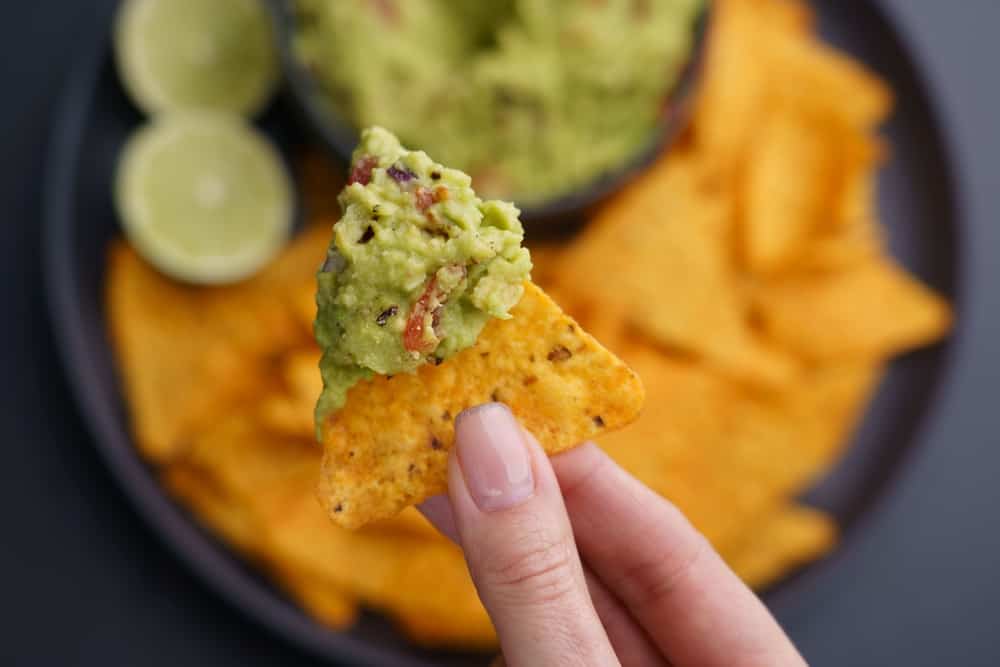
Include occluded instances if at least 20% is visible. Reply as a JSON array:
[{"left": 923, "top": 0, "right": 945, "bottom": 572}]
[{"left": 1, "top": 1, "right": 998, "bottom": 665}]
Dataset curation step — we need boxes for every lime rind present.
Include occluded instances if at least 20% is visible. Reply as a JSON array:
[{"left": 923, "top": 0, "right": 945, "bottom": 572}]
[
  {"left": 115, "top": 113, "right": 293, "bottom": 285},
  {"left": 114, "top": 0, "right": 279, "bottom": 116}
]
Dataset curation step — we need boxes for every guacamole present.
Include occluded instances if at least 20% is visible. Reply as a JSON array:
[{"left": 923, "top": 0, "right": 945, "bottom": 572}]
[
  {"left": 294, "top": 0, "right": 705, "bottom": 203},
  {"left": 314, "top": 127, "right": 532, "bottom": 427}
]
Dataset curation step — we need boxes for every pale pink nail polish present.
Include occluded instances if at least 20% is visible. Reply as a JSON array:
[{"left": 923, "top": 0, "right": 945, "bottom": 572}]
[{"left": 455, "top": 403, "right": 535, "bottom": 512}]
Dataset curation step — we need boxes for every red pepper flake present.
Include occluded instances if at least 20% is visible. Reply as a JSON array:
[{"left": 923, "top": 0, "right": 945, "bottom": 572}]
[
  {"left": 348, "top": 155, "right": 377, "bottom": 186},
  {"left": 403, "top": 276, "right": 437, "bottom": 352}
]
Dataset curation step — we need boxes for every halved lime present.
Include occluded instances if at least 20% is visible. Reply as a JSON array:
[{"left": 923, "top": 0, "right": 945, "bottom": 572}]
[
  {"left": 114, "top": 0, "right": 279, "bottom": 116},
  {"left": 115, "top": 113, "right": 294, "bottom": 285}
]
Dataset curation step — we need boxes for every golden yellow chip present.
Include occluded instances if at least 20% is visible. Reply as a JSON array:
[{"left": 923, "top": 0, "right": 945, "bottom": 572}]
[
  {"left": 263, "top": 488, "right": 496, "bottom": 648},
  {"left": 723, "top": 505, "right": 837, "bottom": 590},
  {"left": 743, "top": 111, "right": 842, "bottom": 271},
  {"left": 272, "top": 569, "right": 359, "bottom": 630},
  {"left": 598, "top": 338, "right": 878, "bottom": 550},
  {"left": 763, "top": 22, "right": 893, "bottom": 128},
  {"left": 525, "top": 241, "right": 568, "bottom": 291},
  {"left": 177, "top": 408, "right": 493, "bottom": 646},
  {"left": 107, "top": 225, "right": 328, "bottom": 462},
  {"left": 260, "top": 348, "right": 324, "bottom": 439},
  {"left": 163, "top": 465, "right": 261, "bottom": 556},
  {"left": 557, "top": 152, "right": 797, "bottom": 388},
  {"left": 753, "top": 257, "right": 952, "bottom": 361},
  {"left": 692, "top": 0, "right": 771, "bottom": 167},
  {"left": 319, "top": 282, "right": 644, "bottom": 529}
]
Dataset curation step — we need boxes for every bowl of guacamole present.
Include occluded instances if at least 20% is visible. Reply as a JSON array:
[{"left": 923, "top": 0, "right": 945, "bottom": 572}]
[{"left": 271, "top": 0, "right": 710, "bottom": 222}]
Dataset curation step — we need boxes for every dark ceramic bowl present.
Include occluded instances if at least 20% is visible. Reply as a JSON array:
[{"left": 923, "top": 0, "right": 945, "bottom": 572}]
[{"left": 265, "top": 0, "right": 713, "bottom": 227}]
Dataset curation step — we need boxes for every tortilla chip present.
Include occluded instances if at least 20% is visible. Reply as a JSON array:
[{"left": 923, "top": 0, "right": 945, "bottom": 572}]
[
  {"left": 263, "top": 488, "right": 496, "bottom": 648},
  {"left": 723, "top": 505, "right": 837, "bottom": 590},
  {"left": 163, "top": 465, "right": 261, "bottom": 556},
  {"left": 107, "top": 225, "right": 328, "bottom": 462},
  {"left": 261, "top": 348, "right": 325, "bottom": 439},
  {"left": 742, "top": 111, "right": 843, "bottom": 271},
  {"left": 525, "top": 241, "right": 568, "bottom": 290},
  {"left": 598, "top": 338, "right": 877, "bottom": 550},
  {"left": 177, "top": 408, "right": 492, "bottom": 646},
  {"left": 556, "top": 152, "right": 797, "bottom": 388},
  {"left": 692, "top": 0, "right": 771, "bottom": 167},
  {"left": 763, "top": 23, "right": 892, "bottom": 128},
  {"left": 318, "top": 282, "right": 644, "bottom": 529},
  {"left": 272, "top": 570, "right": 359, "bottom": 630},
  {"left": 753, "top": 257, "right": 952, "bottom": 361}
]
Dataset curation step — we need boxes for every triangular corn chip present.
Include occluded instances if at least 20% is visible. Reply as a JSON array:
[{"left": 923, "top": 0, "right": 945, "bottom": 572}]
[
  {"left": 319, "top": 282, "right": 645, "bottom": 529},
  {"left": 752, "top": 257, "right": 952, "bottom": 361},
  {"left": 107, "top": 225, "right": 328, "bottom": 461}
]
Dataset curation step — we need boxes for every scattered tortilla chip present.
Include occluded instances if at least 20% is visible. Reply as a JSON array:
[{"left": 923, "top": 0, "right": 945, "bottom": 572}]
[
  {"left": 163, "top": 465, "right": 261, "bottom": 556},
  {"left": 743, "top": 110, "right": 842, "bottom": 271},
  {"left": 557, "top": 151, "right": 797, "bottom": 388},
  {"left": 107, "top": 225, "right": 328, "bottom": 462},
  {"left": 753, "top": 257, "right": 952, "bottom": 361},
  {"left": 261, "top": 348, "right": 325, "bottom": 439},
  {"left": 273, "top": 571, "right": 359, "bottom": 630},
  {"left": 692, "top": 0, "right": 771, "bottom": 167},
  {"left": 724, "top": 505, "right": 837, "bottom": 590},
  {"left": 763, "top": 25, "right": 893, "bottom": 129},
  {"left": 319, "top": 282, "right": 644, "bottom": 529},
  {"left": 598, "top": 339, "right": 878, "bottom": 550},
  {"left": 178, "top": 408, "right": 494, "bottom": 646},
  {"left": 525, "top": 241, "right": 568, "bottom": 290},
  {"left": 264, "top": 488, "right": 496, "bottom": 648}
]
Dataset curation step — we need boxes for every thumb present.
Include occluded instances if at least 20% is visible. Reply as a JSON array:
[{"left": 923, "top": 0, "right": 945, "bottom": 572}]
[{"left": 447, "top": 404, "right": 619, "bottom": 667}]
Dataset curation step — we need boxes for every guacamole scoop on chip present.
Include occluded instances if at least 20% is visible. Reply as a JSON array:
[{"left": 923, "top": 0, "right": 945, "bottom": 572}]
[{"left": 314, "top": 127, "right": 532, "bottom": 427}]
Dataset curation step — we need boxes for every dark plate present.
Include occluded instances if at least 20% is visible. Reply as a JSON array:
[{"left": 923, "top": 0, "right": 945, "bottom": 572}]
[
  {"left": 265, "top": 0, "right": 712, "bottom": 228},
  {"left": 42, "top": 1, "right": 960, "bottom": 665}
]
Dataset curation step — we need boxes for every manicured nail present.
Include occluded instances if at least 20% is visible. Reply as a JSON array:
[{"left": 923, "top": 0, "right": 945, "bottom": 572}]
[{"left": 455, "top": 404, "right": 535, "bottom": 512}]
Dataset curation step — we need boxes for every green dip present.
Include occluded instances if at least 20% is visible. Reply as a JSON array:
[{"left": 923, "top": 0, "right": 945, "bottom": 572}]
[
  {"left": 314, "top": 127, "right": 532, "bottom": 429},
  {"left": 294, "top": 0, "right": 705, "bottom": 203}
]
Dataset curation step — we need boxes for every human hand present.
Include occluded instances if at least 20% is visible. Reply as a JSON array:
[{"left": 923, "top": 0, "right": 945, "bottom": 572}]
[{"left": 419, "top": 403, "right": 807, "bottom": 667}]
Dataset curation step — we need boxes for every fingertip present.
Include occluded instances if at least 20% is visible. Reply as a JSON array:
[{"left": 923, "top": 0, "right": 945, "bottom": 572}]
[{"left": 417, "top": 494, "right": 459, "bottom": 543}]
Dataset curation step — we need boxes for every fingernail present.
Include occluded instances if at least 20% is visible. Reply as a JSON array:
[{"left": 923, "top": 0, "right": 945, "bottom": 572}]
[{"left": 455, "top": 404, "right": 535, "bottom": 512}]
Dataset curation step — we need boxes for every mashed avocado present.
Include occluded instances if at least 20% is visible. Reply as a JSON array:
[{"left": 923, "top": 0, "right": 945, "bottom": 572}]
[
  {"left": 294, "top": 0, "right": 705, "bottom": 203},
  {"left": 314, "top": 127, "right": 532, "bottom": 427}
]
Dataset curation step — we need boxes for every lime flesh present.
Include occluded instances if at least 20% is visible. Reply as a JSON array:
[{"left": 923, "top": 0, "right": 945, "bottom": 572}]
[
  {"left": 115, "top": 113, "right": 294, "bottom": 285},
  {"left": 114, "top": 0, "right": 279, "bottom": 116}
]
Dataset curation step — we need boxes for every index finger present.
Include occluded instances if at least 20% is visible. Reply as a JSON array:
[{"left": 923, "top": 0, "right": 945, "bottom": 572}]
[{"left": 553, "top": 443, "right": 806, "bottom": 667}]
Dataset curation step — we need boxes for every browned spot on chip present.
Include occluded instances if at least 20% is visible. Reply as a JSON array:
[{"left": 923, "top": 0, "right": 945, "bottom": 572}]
[
  {"left": 547, "top": 346, "right": 572, "bottom": 362},
  {"left": 593, "top": 415, "right": 605, "bottom": 428},
  {"left": 523, "top": 375, "right": 538, "bottom": 386},
  {"left": 430, "top": 437, "right": 443, "bottom": 450}
]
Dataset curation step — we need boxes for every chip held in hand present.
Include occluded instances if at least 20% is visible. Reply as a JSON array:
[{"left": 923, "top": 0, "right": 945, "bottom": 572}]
[{"left": 314, "top": 128, "right": 645, "bottom": 529}]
